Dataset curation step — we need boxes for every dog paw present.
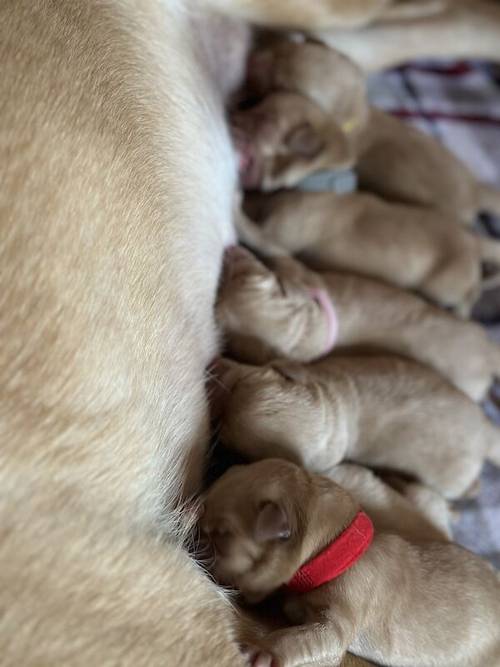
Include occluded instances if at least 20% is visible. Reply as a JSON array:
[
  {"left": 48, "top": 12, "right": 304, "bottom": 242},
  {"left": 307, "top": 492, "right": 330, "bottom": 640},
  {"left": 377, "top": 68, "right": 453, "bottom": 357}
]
[{"left": 240, "top": 644, "right": 275, "bottom": 667}]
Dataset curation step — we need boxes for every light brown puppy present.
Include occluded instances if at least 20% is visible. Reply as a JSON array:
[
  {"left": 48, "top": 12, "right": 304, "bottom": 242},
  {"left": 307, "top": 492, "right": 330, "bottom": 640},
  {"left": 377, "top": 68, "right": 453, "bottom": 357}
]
[
  {"left": 355, "top": 107, "right": 500, "bottom": 225},
  {"left": 236, "top": 39, "right": 500, "bottom": 222},
  {"left": 217, "top": 249, "right": 500, "bottom": 401},
  {"left": 201, "top": 459, "right": 500, "bottom": 667},
  {"left": 238, "top": 190, "right": 500, "bottom": 315},
  {"left": 216, "top": 356, "right": 500, "bottom": 498}
]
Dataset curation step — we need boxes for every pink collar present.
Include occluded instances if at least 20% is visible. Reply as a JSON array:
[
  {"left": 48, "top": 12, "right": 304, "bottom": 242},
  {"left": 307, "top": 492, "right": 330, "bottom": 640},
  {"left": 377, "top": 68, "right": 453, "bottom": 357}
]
[
  {"left": 286, "top": 511, "right": 374, "bottom": 594},
  {"left": 309, "top": 288, "right": 338, "bottom": 356}
]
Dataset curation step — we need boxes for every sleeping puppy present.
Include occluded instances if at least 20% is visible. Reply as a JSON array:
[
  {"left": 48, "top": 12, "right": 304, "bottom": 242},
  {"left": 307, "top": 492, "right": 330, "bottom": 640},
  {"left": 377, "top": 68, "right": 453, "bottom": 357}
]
[
  {"left": 201, "top": 459, "right": 500, "bottom": 667},
  {"left": 237, "top": 190, "right": 500, "bottom": 315},
  {"left": 355, "top": 107, "right": 500, "bottom": 225},
  {"left": 215, "top": 355, "right": 500, "bottom": 498},
  {"left": 236, "top": 39, "right": 500, "bottom": 222},
  {"left": 217, "top": 248, "right": 500, "bottom": 401}
]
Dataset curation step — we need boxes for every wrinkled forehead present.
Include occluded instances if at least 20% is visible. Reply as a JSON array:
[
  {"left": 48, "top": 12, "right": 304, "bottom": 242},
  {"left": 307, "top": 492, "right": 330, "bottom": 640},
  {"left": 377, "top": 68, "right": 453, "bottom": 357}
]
[
  {"left": 261, "top": 91, "right": 325, "bottom": 128},
  {"left": 203, "top": 468, "right": 258, "bottom": 521},
  {"left": 220, "top": 250, "right": 278, "bottom": 296}
]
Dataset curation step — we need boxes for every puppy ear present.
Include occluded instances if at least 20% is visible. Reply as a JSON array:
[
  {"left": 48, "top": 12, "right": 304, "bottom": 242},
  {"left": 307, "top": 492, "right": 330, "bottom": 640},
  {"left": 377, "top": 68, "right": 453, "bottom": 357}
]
[
  {"left": 254, "top": 501, "right": 291, "bottom": 542},
  {"left": 285, "top": 122, "right": 324, "bottom": 158}
]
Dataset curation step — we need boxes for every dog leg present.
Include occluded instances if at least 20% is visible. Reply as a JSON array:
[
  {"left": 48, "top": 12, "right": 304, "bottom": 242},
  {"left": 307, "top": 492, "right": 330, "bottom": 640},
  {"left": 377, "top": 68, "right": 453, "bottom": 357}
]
[
  {"left": 315, "top": 1, "right": 500, "bottom": 71},
  {"left": 205, "top": 0, "right": 392, "bottom": 30}
]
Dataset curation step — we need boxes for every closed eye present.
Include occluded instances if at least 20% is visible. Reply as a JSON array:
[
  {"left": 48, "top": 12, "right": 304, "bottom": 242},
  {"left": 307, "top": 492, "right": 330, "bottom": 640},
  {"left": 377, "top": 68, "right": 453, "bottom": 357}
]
[{"left": 276, "top": 277, "right": 288, "bottom": 297}]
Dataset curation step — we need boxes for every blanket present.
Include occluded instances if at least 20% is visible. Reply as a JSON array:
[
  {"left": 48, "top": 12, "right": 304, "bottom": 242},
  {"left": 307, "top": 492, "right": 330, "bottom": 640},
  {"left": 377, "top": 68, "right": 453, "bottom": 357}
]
[{"left": 368, "top": 60, "right": 500, "bottom": 568}]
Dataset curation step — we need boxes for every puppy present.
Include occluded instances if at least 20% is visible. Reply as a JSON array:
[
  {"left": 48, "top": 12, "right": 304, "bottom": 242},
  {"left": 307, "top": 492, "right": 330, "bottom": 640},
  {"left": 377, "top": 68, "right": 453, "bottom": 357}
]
[
  {"left": 217, "top": 249, "right": 500, "bottom": 401},
  {"left": 355, "top": 107, "right": 500, "bottom": 225},
  {"left": 216, "top": 355, "right": 500, "bottom": 498},
  {"left": 236, "top": 39, "right": 500, "bottom": 222},
  {"left": 201, "top": 459, "right": 500, "bottom": 666},
  {"left": 238, "top": 190, "right": 500, "bottom": 315}
]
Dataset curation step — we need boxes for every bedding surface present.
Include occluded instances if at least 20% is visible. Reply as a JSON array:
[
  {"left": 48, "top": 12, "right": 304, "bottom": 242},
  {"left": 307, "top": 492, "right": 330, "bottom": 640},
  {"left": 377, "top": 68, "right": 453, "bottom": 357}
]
[{"left": 369, "top": 60, "right": 500, "bottom": 567}]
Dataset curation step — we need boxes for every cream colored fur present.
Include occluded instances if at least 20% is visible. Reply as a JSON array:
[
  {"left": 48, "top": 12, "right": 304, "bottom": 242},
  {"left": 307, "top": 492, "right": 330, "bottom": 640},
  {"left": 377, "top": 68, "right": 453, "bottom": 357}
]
[
  {"left": 235, "top": 38, "right": 500, "bottom": 221},
  {"left": 238, "top": 190, "right": 500, "bottom": 315},
  {"left": 217, "top": 249, "right": 500, "bottom": 401},
  {"left": 0, "top": 1, "right": 249, "bottom": 664},
  {"left": 202, "top": 459, "right": 500, "bottom": 666},
  {"left": 216, "top": 356, "right": 500, "bottom": 498},
  {"left": 3, "top": 0, "right": 498, "bottom": 664}
]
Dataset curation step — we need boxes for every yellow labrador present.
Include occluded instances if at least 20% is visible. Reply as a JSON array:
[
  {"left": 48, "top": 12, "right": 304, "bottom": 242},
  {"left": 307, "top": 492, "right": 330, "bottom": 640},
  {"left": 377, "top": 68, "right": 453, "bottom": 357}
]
[
  {"left": 235, "top": 38, "right": 500, "bottom": 222},
  {"left": 202, "top": 459, "right": 500, "bottom": 667},
  {"left": 216, "top": 356, "right": 500, "bottom": 498},
  {"left": 3, "top": 1, "right": 398, "bottom": 664},
  {"left": 217, "top": 249, "right": 500, "bottom": 401},
  {"left": 238, "top": 190, "right": 500, "bottom": 315}
]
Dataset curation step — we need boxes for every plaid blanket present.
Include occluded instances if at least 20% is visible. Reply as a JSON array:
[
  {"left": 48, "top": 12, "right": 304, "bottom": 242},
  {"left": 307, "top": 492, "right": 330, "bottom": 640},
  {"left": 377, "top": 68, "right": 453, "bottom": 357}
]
[{"left": 368, "top": 60, "right": 500, "bottom": 568}]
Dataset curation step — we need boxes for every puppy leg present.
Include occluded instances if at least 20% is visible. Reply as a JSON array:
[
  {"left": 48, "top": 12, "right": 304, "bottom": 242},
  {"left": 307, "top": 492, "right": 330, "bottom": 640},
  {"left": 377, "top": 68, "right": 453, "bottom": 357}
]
[
  {"left": 260, "top": 620, "right": 353, "bottom": 667},
  {"left": 205, "top": 0, "right": 392, "bottom": 30},
  {"left": 421, "top": 255, "right": 480, "bottom": 316},
  {"left": 315, "top": 1, "right": 500, "bottom": 71},
  {"left": 394, "top": 481, "right": 453, "bottom": 539}
]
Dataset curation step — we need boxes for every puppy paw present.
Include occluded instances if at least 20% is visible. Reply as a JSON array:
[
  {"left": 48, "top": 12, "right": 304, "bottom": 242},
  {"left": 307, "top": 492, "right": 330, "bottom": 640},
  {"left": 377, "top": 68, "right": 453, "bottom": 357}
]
[{"left": 241, "top": 644, "right": 275, "bottom": 667}]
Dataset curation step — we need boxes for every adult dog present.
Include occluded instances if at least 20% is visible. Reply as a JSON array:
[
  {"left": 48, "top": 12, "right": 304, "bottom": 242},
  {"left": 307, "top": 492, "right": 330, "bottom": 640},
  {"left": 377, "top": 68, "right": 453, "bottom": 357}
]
[{"left": 0, "top": 1, "right": 399, "bottom": 665}]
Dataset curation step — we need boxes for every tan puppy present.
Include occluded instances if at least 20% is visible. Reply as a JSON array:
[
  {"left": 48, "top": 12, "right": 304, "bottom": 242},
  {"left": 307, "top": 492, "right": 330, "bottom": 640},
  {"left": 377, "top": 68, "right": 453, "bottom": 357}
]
[
  {"left": 3, "top": 0, "right": 496, "bottom": 664},
  {"left": 356, "top": 107, "right": 500, "bottom": 225},
  {"left": 217, "top": 249, "right": 500, "bottom": 401},
  {"left": 216, "top": 356, "right": 500, "bottom": 498},
  {"left": 234, "top": 41, "right": 367, "bottom": 190},
  {"left": 238, "top": 190, "right": 500, "bottom": 315},
  {"left": 201, "top": 459, "right": 500, "bottom": 667},
  {"left": 236, "top": 39, "right": 500, "bottom": 222}
]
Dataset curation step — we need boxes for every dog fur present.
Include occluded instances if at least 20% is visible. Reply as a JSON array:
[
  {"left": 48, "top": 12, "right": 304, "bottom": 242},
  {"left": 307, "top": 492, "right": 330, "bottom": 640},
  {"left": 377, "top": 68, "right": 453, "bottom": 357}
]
[
  {"left": 216, "top": 355, "right": 500, "bottom": 498},
  {"left": 238, "top": 189, "right": 500, "bottom": 315},
  {"left": 201, "top": 459, "right": 500, "bottom": 666},
  {"left": 315, "top": 0, "right": 500, "bottom": 71},
  {"left": 235, "top": 38, "right": 500, "bottom": 222},
  {"left": 217, "top": 249, "right": 500, "bottom": 400}
]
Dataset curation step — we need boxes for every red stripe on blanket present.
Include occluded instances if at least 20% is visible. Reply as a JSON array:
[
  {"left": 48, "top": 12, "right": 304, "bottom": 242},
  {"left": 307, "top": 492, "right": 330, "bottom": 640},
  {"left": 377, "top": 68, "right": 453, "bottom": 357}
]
[
  {"left": 388, "top": 109, "right": 500, "bottom": 127},
  {"left": 394, "top": 62, "right": 473, "bottom": 76}
]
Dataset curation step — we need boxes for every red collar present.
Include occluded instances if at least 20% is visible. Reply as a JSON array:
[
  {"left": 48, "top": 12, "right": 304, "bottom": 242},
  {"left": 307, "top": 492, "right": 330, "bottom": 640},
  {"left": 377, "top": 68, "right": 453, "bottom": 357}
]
[{"left": 286, "top": 511, "right": 374, "bottom": 594}]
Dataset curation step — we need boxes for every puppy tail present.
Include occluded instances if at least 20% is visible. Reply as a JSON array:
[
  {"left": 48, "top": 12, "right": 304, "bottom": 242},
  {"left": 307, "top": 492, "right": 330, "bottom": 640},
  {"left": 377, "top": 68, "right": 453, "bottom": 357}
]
[
  {"left": 235, "top": 211, "right": 289, "bottom": 258},
  {"left": 478, "top": 183, "right": 500, "bottom": 218}
]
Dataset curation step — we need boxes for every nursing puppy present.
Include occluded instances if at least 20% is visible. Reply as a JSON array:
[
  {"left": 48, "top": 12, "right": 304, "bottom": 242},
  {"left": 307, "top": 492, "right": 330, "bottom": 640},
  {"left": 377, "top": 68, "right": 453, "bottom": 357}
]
[
  {"left": 201, "top": 459, "right": 500, "bottom": 667},
  {"left": 217, "top": 249, "right": 500, "bottom": 401},
  {"left": 236, "top": 39, "right": 500, "bottom": 222},
  {"left": 234, "top": 41, "right": 368, "bottom": 189},
  {"left": 216, "top": 356, "right": 500, "bottom": 498},
  {"left": 238, "top": 190, "right": 500, "bottom": 315}
]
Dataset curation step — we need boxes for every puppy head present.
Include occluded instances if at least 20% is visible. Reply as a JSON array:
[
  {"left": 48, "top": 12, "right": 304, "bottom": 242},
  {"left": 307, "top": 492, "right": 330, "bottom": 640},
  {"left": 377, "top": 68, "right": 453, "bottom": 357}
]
[
  {"left": 217, "top": 248, "right": 329, "bottom": 363},
  {"left": 200, "top": 458, "right": 358, "bottom": 602},
  {"left": 248, "top": 40, "right": 368, "bottom": 128},
  {"left": 233, "top": 91, "right": 353, "bottom": 191},
  {"left": 215, "top": 358, "right": 336, "bottom": 473}
]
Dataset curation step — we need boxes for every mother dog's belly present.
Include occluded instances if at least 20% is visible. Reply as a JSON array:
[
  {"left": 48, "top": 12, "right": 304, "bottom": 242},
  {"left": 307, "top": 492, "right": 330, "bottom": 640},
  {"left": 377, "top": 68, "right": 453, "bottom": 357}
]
[{"left": 0, "top": 1, "right": 249, "bottom": 530}]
